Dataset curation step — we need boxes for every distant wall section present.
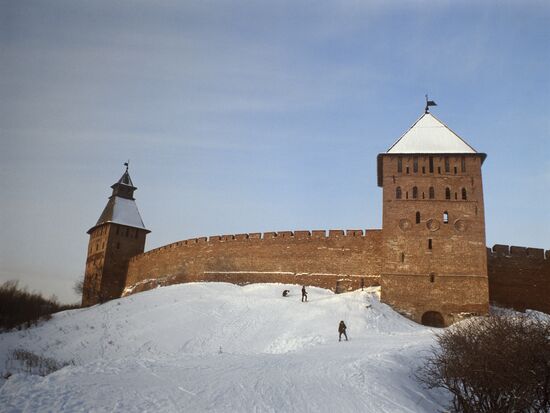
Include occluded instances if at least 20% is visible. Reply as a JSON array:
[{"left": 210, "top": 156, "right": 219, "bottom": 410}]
[
  {"left": 488, "top": 245, "right": 550, "bottom": 314},
  {"left": 124, "top": 229, "right": 382, "bottom": 295}
]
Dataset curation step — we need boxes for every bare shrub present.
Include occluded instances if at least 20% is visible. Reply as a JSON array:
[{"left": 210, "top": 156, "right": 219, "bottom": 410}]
[
  {"left": 0, "top": 280, "right": 80, "bottom": 331},
  {"left": 5, "top": 349, "right": 73, "bottom": 377},
  {"left": 418, "top": 315, "right": 550, "bottom": 412},
  {"left": 73, "top": 277, "right": 84, "bottom": 296}
]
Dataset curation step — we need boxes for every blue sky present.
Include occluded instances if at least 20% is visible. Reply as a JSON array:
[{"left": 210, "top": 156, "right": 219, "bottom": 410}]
[{"left": 1, "top": 1, "right": 549, "bottom": 303}]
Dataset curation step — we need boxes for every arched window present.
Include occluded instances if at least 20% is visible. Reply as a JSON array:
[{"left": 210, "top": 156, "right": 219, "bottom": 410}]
[
  {"left": 416, "top": 211, "right": 421, "bottom": 224},
  {"left": 443, "top": 211, "right": 449, "bottom": 224},
  {"left": 462, "top": 188, "right": 467, "bottom": 200},
  {"left": 445, "top": 187, "right": 451, "bottom": 200},
  {"left": 429, "top": 187, "right": 435, "bottom": 199},
  {"left": 429, "top": 273, "right": 435, "bottom": 283},
  {"left": 413, "top": 157, "right": 418, "bottom": 173},
  {"left": 400, "top": 252, "right": 405, "bottom": 263},
  {"left": 396, "top": 187, "right": 402, "bottom": 199},
  {"left": 461, "top": 156, "right": 466, "bottom": 172},
  {"left": 444, "top": 157, "right": 450, "bottom": 173},
  {"left": 412, "top": 186, "right": 418, "bottom": 199},
  {"left": 428, "top": 239, "right": 432, "bottom": 249},
  {"left": 397, "top": 158, "right": 402, "bottom": 173}
]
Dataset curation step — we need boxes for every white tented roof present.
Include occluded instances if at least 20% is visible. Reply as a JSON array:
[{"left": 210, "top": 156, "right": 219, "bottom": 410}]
[
  {"left": 110, "top": 197, "right": 147, "bottom": 229},
  {"left": 387, "top": 113, "right": 477, "bottom": 154},
  {"left": 94, "top": 196, "right": 147, "bottom": 230}
]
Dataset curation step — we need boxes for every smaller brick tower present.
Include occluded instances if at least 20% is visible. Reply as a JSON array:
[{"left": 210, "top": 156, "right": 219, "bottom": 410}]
[
  {"left": 82, "top": 165, "right": 150, "bottom": 306},
  {"left": 378, "top": 108, "right": 489, "bottom": 326}
]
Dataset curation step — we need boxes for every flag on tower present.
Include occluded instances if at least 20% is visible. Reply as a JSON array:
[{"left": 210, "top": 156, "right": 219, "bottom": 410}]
[{"left": 425, "top": 95, "right": 437, "bottom": 113}]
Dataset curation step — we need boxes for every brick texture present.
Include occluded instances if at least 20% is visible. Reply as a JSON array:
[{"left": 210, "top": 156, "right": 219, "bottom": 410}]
[
  {"left": 123, "top": 230, "right": 382, "bottom": 295},
  {"left": 82, "top": 223, "right": 147, "bottom": 306},
  {"left": 488, "top": 246, "right": 550, "bottom": 314},
  {"left": 379, "top": 154, "right": 489, "bottom": 325}
]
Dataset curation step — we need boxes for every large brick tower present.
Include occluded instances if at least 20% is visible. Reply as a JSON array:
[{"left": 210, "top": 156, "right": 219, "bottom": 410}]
[
  {"left": 82, "top": 166, "right": 150, "bottom": 306},
  {"left": 377, "top": 109, "right": 489, "bottom": 326}
]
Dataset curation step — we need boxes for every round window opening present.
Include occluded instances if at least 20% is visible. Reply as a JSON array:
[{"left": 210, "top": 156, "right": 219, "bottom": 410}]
[{"left": 426, "top": 219, "right": 440, "bottom": 232}]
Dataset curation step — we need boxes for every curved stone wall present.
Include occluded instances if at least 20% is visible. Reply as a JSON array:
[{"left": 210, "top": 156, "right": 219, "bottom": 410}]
[
  {"left": 123, "top": 232, "right": 550, "bottom": 318},
  {"left": 124, "top": 229, "right": 382, "bottom": 295}
]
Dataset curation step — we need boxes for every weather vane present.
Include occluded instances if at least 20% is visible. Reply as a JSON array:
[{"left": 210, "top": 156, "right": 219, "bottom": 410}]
[
  {"left": 124, "top": 160, "right": 130, "bottom": 171},
  {"left": 425, "top": 95, "right": 437, "bottom": 113}
]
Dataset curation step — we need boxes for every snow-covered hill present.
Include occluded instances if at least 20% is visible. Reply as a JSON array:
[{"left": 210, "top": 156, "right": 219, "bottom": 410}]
[{"left": 0, "top": 283, "right": 449, "bottom": 412}]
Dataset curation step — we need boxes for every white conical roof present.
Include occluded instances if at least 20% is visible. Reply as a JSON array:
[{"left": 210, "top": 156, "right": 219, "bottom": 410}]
[{"left": 387, "top": 113, "right": 477, "bottom": 154}]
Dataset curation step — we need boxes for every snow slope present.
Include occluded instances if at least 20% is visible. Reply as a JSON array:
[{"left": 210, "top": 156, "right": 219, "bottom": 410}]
[{"left": 0, "top": 283, "right": 449, "bottom": 412}]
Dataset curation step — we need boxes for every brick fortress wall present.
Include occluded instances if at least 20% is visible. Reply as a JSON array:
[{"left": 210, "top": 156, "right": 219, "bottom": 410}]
[
  {"left": 123, "top": 235, "right": 550, "bottom": 317},
  {"left": 123, "top": 229, "right": 382, "bottom": 296},
  {"left": 488, "top": 245, "right": 550, "bottom": 314}
]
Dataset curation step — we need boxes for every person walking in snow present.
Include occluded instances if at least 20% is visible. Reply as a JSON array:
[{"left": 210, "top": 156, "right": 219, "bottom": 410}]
[
  {"left": 338, "top": 320, "right": 348, "bottom": 342},
  {"left": 301, "top": 286, "right": 308, "bottom": 302}
]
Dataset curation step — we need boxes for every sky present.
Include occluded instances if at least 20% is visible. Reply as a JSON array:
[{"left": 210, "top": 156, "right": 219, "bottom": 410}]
[{"left": 1, "top": 0, "right": 549, "bottom": 303}]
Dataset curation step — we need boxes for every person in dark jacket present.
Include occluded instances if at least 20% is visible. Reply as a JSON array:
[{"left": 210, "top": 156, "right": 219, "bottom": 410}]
[
  {"left": 282, "top": 289, "right": 290, "bottom": 297},
  {"left": 301, "top": 286, "right": 308, "bottom": 302},
  {"left": 338, "top": 320, "right": 348, "bottom": 341}
]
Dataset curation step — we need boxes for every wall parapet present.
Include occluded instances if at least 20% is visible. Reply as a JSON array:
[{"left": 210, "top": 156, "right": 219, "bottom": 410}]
[
  {"left": 129, "top": 229, "right": 382, "bottom": 262},
  {"left": 488, "top": 244, "right": 549, "bottom": 260}
]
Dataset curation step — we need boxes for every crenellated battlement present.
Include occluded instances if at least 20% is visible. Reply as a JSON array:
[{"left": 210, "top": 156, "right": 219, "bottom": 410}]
[
  {"left": 129, "top": 229, "right": 381, "bottom": 262},
  {"left": 487, "top": 244, "right": 549, "bottom": 260}
]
